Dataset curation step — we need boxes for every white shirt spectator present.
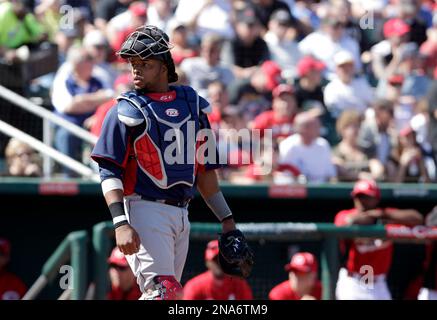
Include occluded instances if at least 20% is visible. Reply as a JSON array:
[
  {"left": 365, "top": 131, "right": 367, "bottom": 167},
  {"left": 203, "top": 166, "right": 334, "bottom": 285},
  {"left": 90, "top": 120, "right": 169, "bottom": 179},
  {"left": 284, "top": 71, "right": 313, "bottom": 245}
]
[
  {"left": 107, "top": 10, "right": 131, "bottom": 34},
  {"left": 298, "top": 31, "right": 361, "bottom": 79},
  {"left": 278, "top": 134, "right": 337, "bottom": 183},
  {"left": 51, "top": 62, "right": 113, "bottom": 113},
  {"left": 264, "top": 31, "right": 302, "bottom": 79},
  {"left": 180, "top": 57, "right": 234, "bottom": 98},
  {"left": 175, "top": 0, "right": 234, "bottom": 40},
  {"left": 324, "top": 77, "right": 375, "bottom": 117},
  {"left": 147, "top": 5, "right": 173, "bottom": 34}
]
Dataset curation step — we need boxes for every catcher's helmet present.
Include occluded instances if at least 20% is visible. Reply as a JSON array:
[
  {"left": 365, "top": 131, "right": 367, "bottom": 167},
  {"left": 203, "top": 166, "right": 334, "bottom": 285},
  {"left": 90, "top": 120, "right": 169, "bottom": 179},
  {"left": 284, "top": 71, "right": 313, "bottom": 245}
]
[{"left": 118, "top": 25, "right": 178, "bottom": 83}]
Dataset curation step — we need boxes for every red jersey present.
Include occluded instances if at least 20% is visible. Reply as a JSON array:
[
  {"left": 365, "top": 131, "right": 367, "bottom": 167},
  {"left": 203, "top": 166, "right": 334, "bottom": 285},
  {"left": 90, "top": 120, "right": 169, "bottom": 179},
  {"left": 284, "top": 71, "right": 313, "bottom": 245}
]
[
  {"left": 252, "top": 110, "right": 294, "bottom": 139},
  {"left": 335, "top": 208, "right": 394, "bottom": 275},
  {"left": 107, "top": 284, "right": 142, "bottom": 300},
  {"left": 183, "top": 271, "right": 253, "bottom": 300},
  {"left": 0, "top": 270, "right": 27, "bottom": 300},
  {"left": 269, "top": 280, "right": 322, "bottom": 300},
  {"left": 90, "top": 100, "right": 116, "bottom": 137}
]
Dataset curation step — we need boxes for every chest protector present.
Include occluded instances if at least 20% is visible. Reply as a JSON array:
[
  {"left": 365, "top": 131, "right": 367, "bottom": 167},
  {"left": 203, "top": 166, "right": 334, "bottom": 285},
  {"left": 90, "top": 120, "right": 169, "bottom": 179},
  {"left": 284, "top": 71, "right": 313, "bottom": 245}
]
[{"left": 117, "top": 86, "right": 201, "bottom": 189}]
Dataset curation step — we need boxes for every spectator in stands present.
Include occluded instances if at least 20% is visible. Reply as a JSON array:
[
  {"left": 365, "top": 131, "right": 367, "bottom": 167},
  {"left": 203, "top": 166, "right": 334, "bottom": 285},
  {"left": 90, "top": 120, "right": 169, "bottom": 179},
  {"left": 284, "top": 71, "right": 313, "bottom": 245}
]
[
  {"left": 86, "top": 72, "right": 134, "bottom": 137},
  {"left": 264, "top": 9, "right": 302, "bottom": 79},
  {"left": 180, "top": 33, "right": 233, "bottom": 98},
  {"left": 395, "top": 0, "right": 428, "bottom": 46},
  {"left": 332, "top": 110, "right": 385, "bottom": 182},
  {"left": 206, "top": 81, "right": 232, "bottom": 131},
  {"left": 278, "top": 109, "right": 337, "bottom": 183},
  {"left": 146, "top": 0, "right": 174, "bottom": 34},
  {"left": 334, "top": 179, "right": 423, "bottom": 300},
  {"left": 51, "top": 46, "right": 113, "bottom": 173},
  {"left": 427, "top": 75, "right": 437, "bottom": 172},
  {"left": 390, "top": 126, "right": 430, "bottom": 183},
  {"left": 54, "top": 9, "right": 85, "bottom": 63},
  {"left": 4, "top": 138, "right": 42, "bottom": 177},
  {"left": 324, "top": 50, "right": 375, "bottom": 119},
  {"left": 252, "top": 84, "right": 297, "bottom": 142},
  {"left": 83, "top": 29, "right": 117, "bottom": 89},
  {"left": 294, "top": 56, "right": 326, "bottom": 111},
  {"left": 94, "top": 0, "right": 134, "bottom": 33},
  {"left": 269, "top": 252, "right": 322, "bottom": 300},
  {"left": 107, "top": 247, "right": 141, "bottom": 300},
  {"left": 221, "top": 6, "right": 270, "bottom": 79},
  {"left": 175, "top": 0, "right": 234, "bottom": 40},
  {"left": 110, "top": 1, "right": 148, "bottom": 56},
  {"left": 371, "top": 18, "right": 411, "bottom": 81},
  {"left": 229, "top": 60, "right": 282, "bottom": 122},
  {"left": 0, "top": 0, "right": 46, "bottom": 63},
  {"left": 298, "top": 11, "right": 361, "bottom": 79},
  {"left": 183, "top": 240, "right": 253, "bottom": 300},
  {"left": 168, "top": 21, "right": 198, "bottom": 66},
  {"left": 399, "top": 45, "right": 431, "bottom": 101},
  {"left": 358, "top": 99, "right": 398, "bottom": 179},
  {"left": 291, "top": 0, "right": 320, "bottom": 36},
  {"left": 0, "top": 238, "right": 27, "bottom": 300},
  {"left": 419, "top": 14, "right": 437, "bottom": 77},
  {"left": 34, "top": 0, "right": 62, "bottom": 42},
  {"left": 251, "top": 0, "right": 294, "bottom": 31},
  {"left": 105, "top": 1, "right": 144, "bottom": 46}
]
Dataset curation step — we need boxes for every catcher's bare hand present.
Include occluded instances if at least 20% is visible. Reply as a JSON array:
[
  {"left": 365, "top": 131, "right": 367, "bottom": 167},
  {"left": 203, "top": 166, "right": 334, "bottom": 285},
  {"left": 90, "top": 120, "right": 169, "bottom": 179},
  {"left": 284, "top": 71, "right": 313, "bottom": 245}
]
[{"left": 115, "top": 224, "right": 141, "bottom": 255}]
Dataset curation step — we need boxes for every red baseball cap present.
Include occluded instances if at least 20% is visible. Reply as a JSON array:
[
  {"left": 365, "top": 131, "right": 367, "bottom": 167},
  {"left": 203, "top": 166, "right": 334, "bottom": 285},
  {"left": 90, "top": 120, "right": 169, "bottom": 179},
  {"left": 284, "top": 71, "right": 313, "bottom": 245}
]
[
  {"left": 204, "top": 240, "right": 219, "bottom": 261},
  {"left": 383, "top": 18, "right": 410, "bottom": 38},
  {"left": 388, "top": 74, "right": 405, "bottom": 86},
  {"left": 399, "top": 125, "right": 414, "bottom": 137},
  {"left": 351, "top": 179, "right": 381, "bottom": 199},
  {"left": 284, "top": 252, "right": 318, "bottom": 273},
  {"left": 108, "top": 247, "right": 129, "bottom": 267},
  {"left": 297, "top": 56, "right": 325, "bottom": 77},
  {"left": 0, "top": 238, "right": 10, "bottom": 256},
  {"left": 261, "top": 60, "right": 282, "bottom": 91},
  {"left": 272, "top": 84, "right": 294, "bottom": 98},
  {"left": 130, "top": 2, "right": 148, "bottom": 17}
]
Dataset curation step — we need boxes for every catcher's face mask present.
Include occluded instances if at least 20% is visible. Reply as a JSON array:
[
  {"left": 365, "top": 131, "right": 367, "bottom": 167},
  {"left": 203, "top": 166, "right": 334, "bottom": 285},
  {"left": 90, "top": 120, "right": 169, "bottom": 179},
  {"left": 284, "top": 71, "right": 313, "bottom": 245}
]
[{"left": 118, "top": 25, "right": 178, "bottom": 83}]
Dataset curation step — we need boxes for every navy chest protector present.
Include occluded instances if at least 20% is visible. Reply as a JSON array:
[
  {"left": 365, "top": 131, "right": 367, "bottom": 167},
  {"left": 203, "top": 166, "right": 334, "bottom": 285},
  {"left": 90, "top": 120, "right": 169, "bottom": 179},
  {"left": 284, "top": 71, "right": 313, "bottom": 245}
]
[{"left": 117, "top": 86, "right": 201, "bottom": 189}]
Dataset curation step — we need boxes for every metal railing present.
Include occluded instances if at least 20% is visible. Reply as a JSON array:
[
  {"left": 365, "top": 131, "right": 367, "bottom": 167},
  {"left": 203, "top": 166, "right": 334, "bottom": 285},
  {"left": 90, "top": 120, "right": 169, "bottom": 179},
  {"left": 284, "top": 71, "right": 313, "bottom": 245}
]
[
  {"left": 0, "top": 85, "right": 98, "bottom": 180},
  {"left": 22, "top": 230, "right": 88, "bottom": 300}
]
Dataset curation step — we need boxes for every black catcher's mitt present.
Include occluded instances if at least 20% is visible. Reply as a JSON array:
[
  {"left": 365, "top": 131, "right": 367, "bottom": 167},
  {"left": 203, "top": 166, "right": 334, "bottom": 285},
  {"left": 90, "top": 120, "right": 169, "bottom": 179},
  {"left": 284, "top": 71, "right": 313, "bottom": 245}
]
[{"left": 218, "top": 229, "right": 254, "bottom": 278}]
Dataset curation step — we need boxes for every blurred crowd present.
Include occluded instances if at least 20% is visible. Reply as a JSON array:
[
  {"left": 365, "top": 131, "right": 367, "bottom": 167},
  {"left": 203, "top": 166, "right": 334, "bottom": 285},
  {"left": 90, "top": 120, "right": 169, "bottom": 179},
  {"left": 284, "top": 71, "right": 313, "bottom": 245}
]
[{"left": 1, "top": 0, "right": 437, "bottom": 184}]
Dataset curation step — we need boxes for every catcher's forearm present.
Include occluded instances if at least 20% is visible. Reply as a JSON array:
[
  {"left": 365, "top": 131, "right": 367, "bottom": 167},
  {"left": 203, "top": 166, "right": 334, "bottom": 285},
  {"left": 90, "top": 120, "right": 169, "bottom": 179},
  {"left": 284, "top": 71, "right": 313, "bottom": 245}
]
[
  {"left": 197, "top": 170, "right": 233, "bottom": 223},
  {"left": 101, "top": 179, "right": 128, "bottom": 229}
]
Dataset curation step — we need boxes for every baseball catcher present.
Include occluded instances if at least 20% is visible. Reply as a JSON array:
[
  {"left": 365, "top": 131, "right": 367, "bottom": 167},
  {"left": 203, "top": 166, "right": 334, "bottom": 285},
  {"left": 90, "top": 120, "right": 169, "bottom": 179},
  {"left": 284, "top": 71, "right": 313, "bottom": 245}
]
[{"left": 91, "top": 25, "right": 253, "bottom": 300}]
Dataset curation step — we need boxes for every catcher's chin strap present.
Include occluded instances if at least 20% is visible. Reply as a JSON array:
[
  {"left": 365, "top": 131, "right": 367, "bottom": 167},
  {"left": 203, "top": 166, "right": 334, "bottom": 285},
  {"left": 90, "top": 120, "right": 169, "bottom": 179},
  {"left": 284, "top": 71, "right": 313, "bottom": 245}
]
[{"left": 140, "top": 276, "right": 183, "bottom": 300}]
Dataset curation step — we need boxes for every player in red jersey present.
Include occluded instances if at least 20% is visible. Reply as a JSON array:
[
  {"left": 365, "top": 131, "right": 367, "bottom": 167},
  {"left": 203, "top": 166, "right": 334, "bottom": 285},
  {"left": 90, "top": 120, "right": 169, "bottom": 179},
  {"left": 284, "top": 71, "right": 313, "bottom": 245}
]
[
  {"left": 0, "top": 238, "right": 27, "bottom": 300},
  {"left": 183, "top": 240, "right": 253, "bottom": 300},
  {"left": 334, "top": 180, "right": 423, "bottom": 300},
  {"left": 269, "top": 252, "right": 322, "bottom": 300},
  {"left": 107, "top": 247, "right": 142, "bottom": 300}
]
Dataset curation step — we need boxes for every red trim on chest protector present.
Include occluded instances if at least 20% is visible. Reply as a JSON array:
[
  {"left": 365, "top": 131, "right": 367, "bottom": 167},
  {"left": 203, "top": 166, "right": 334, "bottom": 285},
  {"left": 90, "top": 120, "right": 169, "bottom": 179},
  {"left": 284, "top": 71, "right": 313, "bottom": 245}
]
[{"left": 146, "top": 91, "right": 176, "bottom": 102}]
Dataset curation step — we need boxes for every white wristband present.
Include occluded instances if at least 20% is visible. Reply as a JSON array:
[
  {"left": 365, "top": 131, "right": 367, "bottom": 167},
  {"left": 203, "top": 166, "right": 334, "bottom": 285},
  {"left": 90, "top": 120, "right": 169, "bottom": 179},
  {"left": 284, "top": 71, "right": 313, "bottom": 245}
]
[{"left": 101, "top": 178, "right": 124, "bottom": 195}]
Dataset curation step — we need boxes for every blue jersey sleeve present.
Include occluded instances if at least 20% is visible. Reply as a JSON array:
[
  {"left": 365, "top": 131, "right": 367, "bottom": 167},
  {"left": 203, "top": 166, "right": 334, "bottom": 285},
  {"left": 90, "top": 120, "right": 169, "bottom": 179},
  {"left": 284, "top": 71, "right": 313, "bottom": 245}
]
[{"left": 91, "top": 105, "right": 131, "bottom": 170}]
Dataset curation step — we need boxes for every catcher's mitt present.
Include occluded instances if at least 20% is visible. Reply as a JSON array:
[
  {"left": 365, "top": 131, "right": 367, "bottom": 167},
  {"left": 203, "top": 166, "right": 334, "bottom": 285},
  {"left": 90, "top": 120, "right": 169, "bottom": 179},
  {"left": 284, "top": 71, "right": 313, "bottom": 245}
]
[{"left": 218, "top": 229, "right": 254, "bottom": 278}]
